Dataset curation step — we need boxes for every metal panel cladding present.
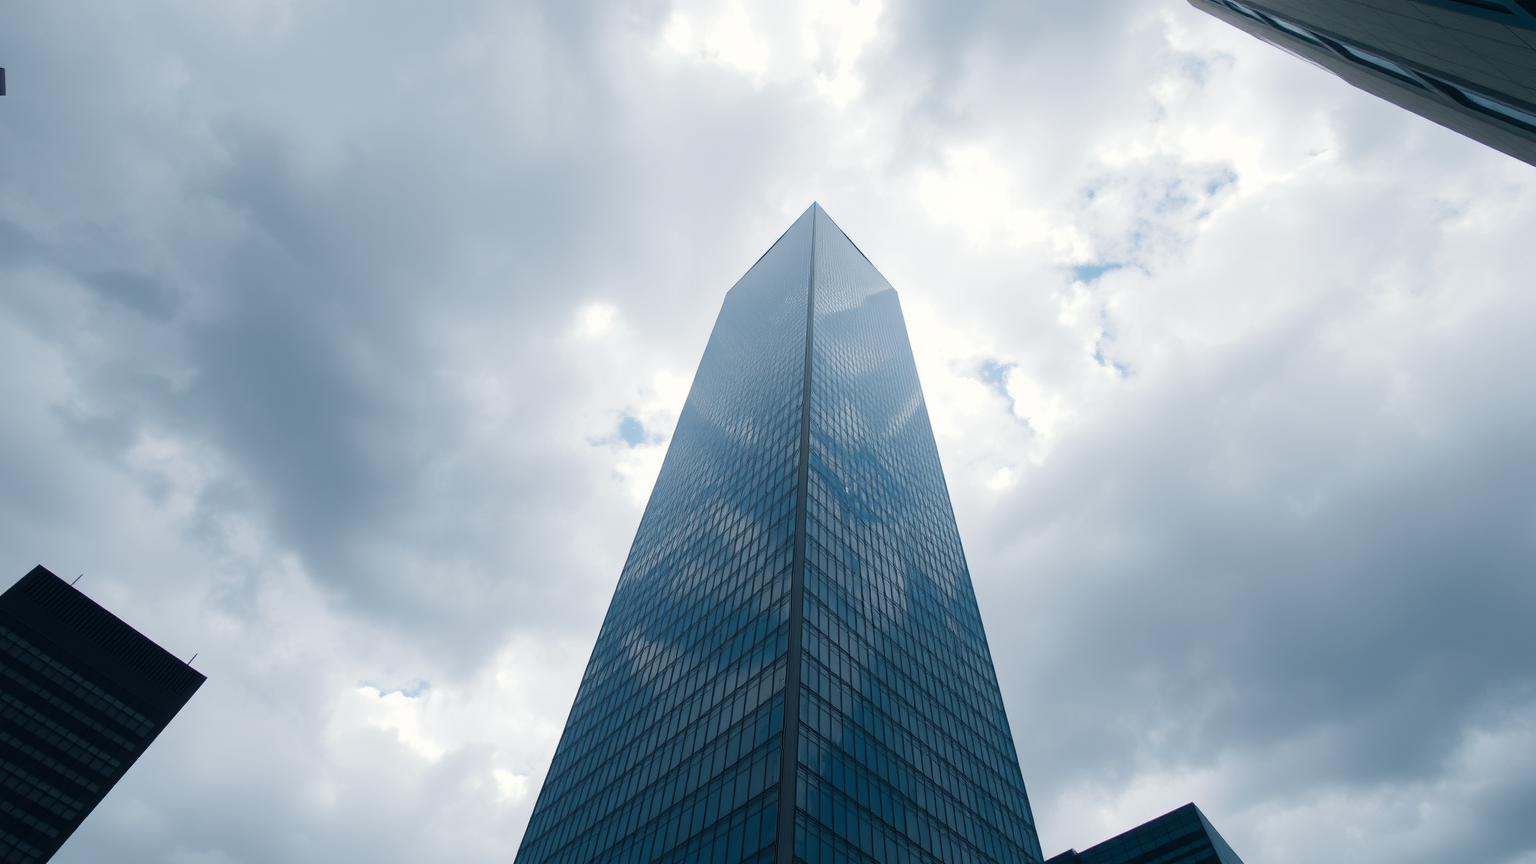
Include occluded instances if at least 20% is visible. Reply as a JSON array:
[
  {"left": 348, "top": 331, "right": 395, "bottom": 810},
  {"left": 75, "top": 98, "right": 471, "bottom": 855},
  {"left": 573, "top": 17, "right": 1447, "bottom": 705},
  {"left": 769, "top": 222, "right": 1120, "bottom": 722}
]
[{"left": 513, "top": 204, "right": 1042, "bottom": 864}]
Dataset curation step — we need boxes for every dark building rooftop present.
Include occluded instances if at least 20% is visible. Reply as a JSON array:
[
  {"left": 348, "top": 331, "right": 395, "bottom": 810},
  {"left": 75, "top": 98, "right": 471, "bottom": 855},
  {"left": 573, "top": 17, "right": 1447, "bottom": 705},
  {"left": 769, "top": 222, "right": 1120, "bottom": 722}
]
[
  {"left": 1045, "top": 803, "right": 1245, "bottom": 864},
  {"left": 0, "top": 565, "right": 204, "bottom": 864}
]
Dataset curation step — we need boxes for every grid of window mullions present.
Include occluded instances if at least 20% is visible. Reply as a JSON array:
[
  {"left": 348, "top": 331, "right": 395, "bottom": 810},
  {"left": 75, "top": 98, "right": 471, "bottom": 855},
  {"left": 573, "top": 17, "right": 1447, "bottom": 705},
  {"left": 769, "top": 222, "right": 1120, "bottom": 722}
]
[
  {"left": 0, "top": 730, "right": 100, "bottom": 795},
  {"left": 639, "top": 445, "right": 794, "bottom": 542},
  {"left": 518, "top": 208, "right": 1044, "bottom": 864},
  {"left": 0, "top": 629, "right": 155, "bottom": 736},
  {"left": 623, "top": 464, "right": 797, "bottom": 584},
  {"left": 796, "top": 763, "right": 1023, "bottom": 864},
  {"left": 519, "top": 213, "right": 814, "bottom": 864},
  {"left": 804, "top": 441, "right": 995, "bottom": 676},
  {"left": 636, "top": 450, "right": 794, "bottom": 522},
  {"left": 528, "top": 590, "right": 789, "bottom": 832},
  {"left": 546, "top": 746, "right": 777, "bottom": 864},
  {"left": 522, "top": 531, "right": 798, "bottom": 854},
  {"left": 797, "top": 679, "right": 1033, "bottom": 860},
  {"left": 633, "top": 790, "right": 778, "bottom": 864},
  {"left": 823, "top": 447, "right": 946, "bottom": 510},
  {"left": 804, "top": 439, "right": 1004, "bottom": 660},
  {"left": 799, "top": 572, "right": 1032, "bottom": 824},
  {"left": 614, "top": 498, "right": 793, "bottom": 616},
  {"left": 0, "top": 757, "right": 83, "bottom": 822},
  {"left": 796, "top": 646, "right": 1034, "bottom": 852},
  {"left": 0, "top": 662, "right": 139, "bottom": 753},
  {"left": 568, "top": 587, "right": 780, "bottom": 731},
  {"left": 801, "top": 508, "right": 1017, "bottom": 765},
  {"left": 0, "top": 694, "right": 122, "bottom": 775},
  {"left": 548, "top": 517, "right": 789, "bottom": 708},
  {"left": 797, "top": 208, "right": 1041, "bottom": 864},
  {"left": 798, "top": 568, "right": 1013, "bottom": 768},
  {"left": 801, "top": 522, "right": 1005, "bottom": 742},
  {"left": 528, "top": 639, "right": 786, "bottom": 835},
  {"left": 797, "top": 618, "right": 1031, "bottom": 829},
  {"left": 792, "top": 719, "right": 1032, "bottom": 864},
  {"left": 800, "top": 555, "right": 1018, "bottom": 775},
  {"left": 558, "top": 558, "right": 788, "bottom": 752},
  {"left": 796, "top": 812, "right": 889, "bottom": 864},
  {"left": 2, "top": 795, "right": 61, "bottom": 840},
  {"left": 0, "top": 654, "right": 148, "bottom": 853},
  {"left": 543, "top": 502, "right": 795, "bottom": 783},
  {"left": 642, "top": 791, "right": 778, "bottom": 864},
  {"left": 0, "top": 820, "right": 46, "bottom": 863},
  {"left": 525, "top": 641, "right": 792, "bottom": 857},
  {"left": 801, "top": 509, "right": 967, "bottom": 611},
  {"left": 545, "top": 625, "right": 780, "bottom": 802},
  {"left": 610, "top": 600, "right": 784, "bottom": 708},
  {"left": 804, "top": 430, "right": 958, "bottom": 550},
  {"left": 529, "top": 696, "right": 783, "bottom": 864}
]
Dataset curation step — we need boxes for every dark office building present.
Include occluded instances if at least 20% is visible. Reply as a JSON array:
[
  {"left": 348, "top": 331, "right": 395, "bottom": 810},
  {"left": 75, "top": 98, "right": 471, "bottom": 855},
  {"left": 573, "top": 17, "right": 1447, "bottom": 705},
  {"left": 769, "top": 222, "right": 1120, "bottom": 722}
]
[
  {"left": 513, "top": 204, "right": 1045, "bottom": 864},
  {"left": 0, "top": 565, "right": 204, "bottom": 864},
  {"left": 1044, "top": 804, "right": 1244, "bottom": 864},
  {"left": 1191, "top": 0, "right": 1536, "bottom": 166}
]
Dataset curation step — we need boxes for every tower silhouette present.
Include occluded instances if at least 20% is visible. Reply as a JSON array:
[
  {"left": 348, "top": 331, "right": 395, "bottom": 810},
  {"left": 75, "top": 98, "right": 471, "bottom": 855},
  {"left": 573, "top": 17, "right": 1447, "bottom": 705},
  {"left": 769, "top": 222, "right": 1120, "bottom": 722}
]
[{"left": 514, "top": 205, "right": 1043, "bottom": 864}]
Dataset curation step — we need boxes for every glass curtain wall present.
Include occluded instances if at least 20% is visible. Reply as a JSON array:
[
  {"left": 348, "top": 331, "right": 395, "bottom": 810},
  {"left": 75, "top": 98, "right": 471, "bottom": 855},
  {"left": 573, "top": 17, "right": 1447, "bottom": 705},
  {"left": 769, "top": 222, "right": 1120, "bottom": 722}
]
[
  {"left": 514, "top": 208, "right": 812, "bottom": 864},
  {"left": 514, "top": 205, "right": 1043, "bottom": 864},
  {"left": 796, "top": 207, "right": 1043, "bottom": 864}
]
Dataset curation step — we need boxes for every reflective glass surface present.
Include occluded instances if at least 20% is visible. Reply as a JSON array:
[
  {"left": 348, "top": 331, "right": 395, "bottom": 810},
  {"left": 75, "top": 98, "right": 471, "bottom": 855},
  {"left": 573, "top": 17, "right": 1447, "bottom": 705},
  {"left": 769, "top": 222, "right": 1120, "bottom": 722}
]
[
  {"left": 515, "top": 205, "right": 1042, "bottom": 864},
  {"left": 515, "top": 209, "right": 813, "bottom": 864},
  {"left": 794, "top": 208, "right": 1042, "bottom": 864}
]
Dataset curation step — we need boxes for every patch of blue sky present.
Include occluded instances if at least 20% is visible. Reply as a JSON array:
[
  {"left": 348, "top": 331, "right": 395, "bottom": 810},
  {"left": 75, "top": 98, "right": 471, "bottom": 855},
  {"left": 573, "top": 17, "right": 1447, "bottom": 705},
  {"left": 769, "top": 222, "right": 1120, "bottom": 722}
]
[
  {"left": 618, "top": 415, "right": 647, "bottom": 447},
  {"left": 589, "top": 413, "right": 665, "bottom": 449},
  {"left": 978, "top": 358, "right": 1034, "bottom": 424},
  {"left": 1072, "top": 263, "right": 1124, "bottom": 283},
  {"left": 1092, "top": 346, "right": 1131, "bottom": 379},
  {"left": 360, "top": 680, "right": 431, "bottom": 698}
]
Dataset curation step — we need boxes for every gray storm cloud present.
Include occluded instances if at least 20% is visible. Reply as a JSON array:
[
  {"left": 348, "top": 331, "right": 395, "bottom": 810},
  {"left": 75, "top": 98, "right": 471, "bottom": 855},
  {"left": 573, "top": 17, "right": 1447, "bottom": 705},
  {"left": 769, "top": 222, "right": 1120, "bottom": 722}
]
[{"left": 0, "top": 1, "right": 1532, "bottom": 862}]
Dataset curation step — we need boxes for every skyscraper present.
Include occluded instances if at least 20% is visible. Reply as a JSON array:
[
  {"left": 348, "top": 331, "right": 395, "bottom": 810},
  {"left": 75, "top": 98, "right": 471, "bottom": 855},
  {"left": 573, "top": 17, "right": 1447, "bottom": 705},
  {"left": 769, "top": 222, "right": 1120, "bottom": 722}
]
[
  {"left": 1191, "top": 0, "right": 1536, "bottom": 166},
  {"left": 0, "top": 565, "right": 205, "bottom": 864},
  {"left": 1043, "top": 804, "right": 1245, "bottom": 864},
  {"left": 513, "top": 205, "right": 1044, "bottom": 864}
]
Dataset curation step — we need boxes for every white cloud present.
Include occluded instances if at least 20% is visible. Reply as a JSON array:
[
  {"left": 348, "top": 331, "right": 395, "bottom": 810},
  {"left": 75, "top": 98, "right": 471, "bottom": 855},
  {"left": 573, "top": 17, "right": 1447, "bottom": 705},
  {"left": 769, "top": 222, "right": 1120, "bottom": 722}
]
[
  {"left": 659, "top": 0, "right": 883, "bottom": 104},
  {"left": 350, "top": 685, "right": 448, "bottom": 761}
]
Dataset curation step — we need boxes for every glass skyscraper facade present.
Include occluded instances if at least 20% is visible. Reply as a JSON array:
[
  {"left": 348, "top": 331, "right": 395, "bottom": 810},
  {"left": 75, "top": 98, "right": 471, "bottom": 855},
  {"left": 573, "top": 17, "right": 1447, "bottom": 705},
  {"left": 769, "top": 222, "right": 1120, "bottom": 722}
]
[
  {"left": 513, "top": 205, "right": 1044, "bottom": 864},
  {"left": 1191, "top": 0, "right": 1536, "bottom": 165}
]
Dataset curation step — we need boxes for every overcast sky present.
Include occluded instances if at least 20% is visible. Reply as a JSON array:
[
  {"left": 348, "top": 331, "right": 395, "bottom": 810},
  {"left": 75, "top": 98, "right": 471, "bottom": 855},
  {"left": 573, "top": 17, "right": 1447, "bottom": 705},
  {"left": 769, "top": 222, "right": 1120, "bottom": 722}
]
[{"left": 2, "top": 1, "right": 1534, "bottom": 862}]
